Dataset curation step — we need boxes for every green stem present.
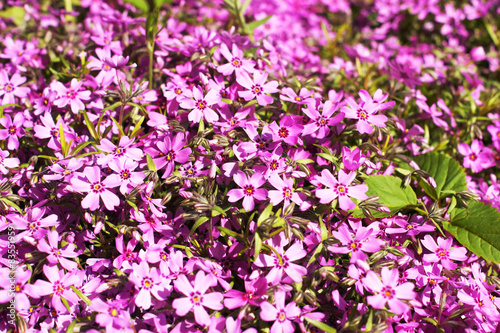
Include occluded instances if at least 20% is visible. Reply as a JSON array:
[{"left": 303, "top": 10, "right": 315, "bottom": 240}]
[{"left": 148, "top": 47, "right": 154, "bottom": 89}]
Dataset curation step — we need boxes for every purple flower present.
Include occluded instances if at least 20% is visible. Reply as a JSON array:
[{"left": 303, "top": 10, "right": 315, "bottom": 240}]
[
  {"left": 237, "top": 70, "right": 279, "bottom": 106},
  {"left": 269, "top": 115, "right": 304, "bottom": 145},
  {"left": 90, "top": 298, "right": 132, "bottom": 330},
  {"left": 217, "top": 43, "right": 255, "bottom": 76},
  {"left": 37, "top": 230, "right": 79, "bottom": 271},
  {"left": 260, "top": 291, "right": 301, "bottom": 333},
  {"left": 421, "top": 235, "right": 468, "bottom": 270},
  {"left": 0, "top": 113, "right": 25, "bottom": 150},
  {"left": 153, "top": 133, "right": 192, "bottom": 178},
  {"left": 70, "top": 166, "right": 121, "bottom": 211},
  {"left": 172, "top": 270, "right": 224, "bottom": 326},
  {"left": 342, "top": 146, "right": 366, "bottom": 171},
  {"left": 0, "top": 266, "right": 33, "bottom": 311},
  {"left": 280, "top": 87, "right": 314, "bottom": 105},
  {"left": 227, "top": 171, "right": 268, "bottom": 211},
  {"left": 106, "top": 158, "right": 145, "bottom": 195},
  {"left": 341, "top": 98, "right": 388, "bottom": 134},
  {"left": 328, "top": 224, "right": 384, "bottom": 263},
  {"left": 268, "top": 173, "right": 307, "bottom": 210},
  {"left": 363, "top": 267, "right": 417, "bottom": 315},
  {"left": 224, "top": 277, "right": 267, "bottom": 309},
  {"left": 458, "top": 140, "right": 492, "bottom": 173},
  {"left": 96, "top": 135, "right": 143, "bottom": 165},
  {"left": 180, "top": 86, "right": 220, "bottom": 123},
  {"left": 0, "top": 148, "right": 19, "bottom": 174},
  {"left": 302, "top": 100, "right": 345, "bottom": 139},
  {"left": 315, "top": 169, "right": 369, "bottom": 210},
  {"left": 0, "top": 70, "right": 30, "bottom": 105},
  {"left": 53, "top": 78, "right": 91, "bottom": 113},
  {"left": 129, "top": 261, "right": 171, "bottom": 310}
]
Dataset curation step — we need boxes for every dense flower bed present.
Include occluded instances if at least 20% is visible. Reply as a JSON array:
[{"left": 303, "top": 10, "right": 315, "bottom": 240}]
[{"left": 1, "top": 0, "right": 500, "bottom": 332}]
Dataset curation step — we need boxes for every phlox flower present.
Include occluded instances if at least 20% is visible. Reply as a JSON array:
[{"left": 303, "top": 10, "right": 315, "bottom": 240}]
[
  {"left": 341, "top": 98, "right": 388, "bottom": 134},
  {"left": 236, "top": 70, "right": 279, "bottom": 106},
  {"left": 52, "top": 78, "right": 91, "bottom": 113},
  {"left": 269, "top": 115, "right": 304, "bottom": 146},
  {"left": 268, "top": 173, "right": 307, "bottom": 210},
  {"left": 0, "top": 266, "right": 33, "bottom": 311},
  {"left": 358, "top": 89, "right": 395, "bottom": 111},
  {"left": 302, "top": 100, "right": 345, "bottom": 139},
  {"left": 37, "top": 230, "right": 79, "bottom": 271},
  {"left": 70, "top": 166, "right": 121, "bottom": 211},
  {"left": 254, "top": 241, "right": 308, "bottom": 285},
  {"left": 152, "top": 133, "right": 192, "bottom": 178},
  {"left": 172, "top": 270, "right": 224, "bottom": 326},
  {"left": 33, "top": 113, "right": 74, "bottom": 151},
  {"left": 421, "top": 235, "right": 468, "bottom": 270},
  {"left": 280, "top": 87, "right": 314, "bottom": 105},
  {"left": 217, "top": 43, "right": 255, "bottom": 76},
  {"left": 0, "top": 70, "right": 30, "bottom": 105},
  {"left": 10, "top": 206, "right": 58, "bottom": 240},
  {"left": 113, "top": 234, "right": 139, "bottom": 270},
  {"left": 328, "top": 224, "right": 384, "bottom": 263},
  {"left": 227, "top": 171, "right": 268, "bottom": 211},
  {"left": 180, "top": 86, "right": 220, "bottom": 123},
  {"left": 96, "top": 135, "right": 143, "bottom": 165},
  {"left": 224, "top": 277, "right": 267, "bottom": 309},
  {"left": 129, "top": 261, "right": 171, "bottom": 310},
  {"left": 342, "top": 146, "right": 366, "bottom": 171},
  {"left": 458, "top": 140, "right": 493, "bottom": 173},
  {"left": 33, "top": 88, "right": 57, "bottom": 115},
  {"left": 0, "top": 113, "right": 25, "bottom": 150},
  {"left": 90, "top": 298, "right": 132, "bottom": 331},
  {"left": 106, "top": 158, "right": 145, "bottom": 195},
  {"left": 363, "top": 267, "right": 417, "bottom": 315},
  {"left": 260, "top": 291, "right": 301, "bottom": 333},
  {"left": 315, "top": 169, "right": 368, "bottom": 210},
  {"left": 0, "top": 148, "right": 19, "bottom": 174}
]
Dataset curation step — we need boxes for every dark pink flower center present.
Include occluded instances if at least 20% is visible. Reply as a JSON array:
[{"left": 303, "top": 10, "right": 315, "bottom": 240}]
[
  {"left": 349, "top": 241, "right": 361, "bottom": 251},
  {"left": 382, "top": 286, "right": 395, "bottom": 299},
  {"left": 166, "top": 150, "right": 176, "bottom": 161},
  {"left": 67, "top": 90, "right": 76, "bottom": 99},
  {"left": 114, "top": 147, "right": 126, "bottom": 156},
  {"left": 357, "top": 109, "right": 368, "bottom": 120},
  {"left": 91, "top": 182, "right": 104, "bottom": 193},
  {"left": 4, "top": 84, "right": 13, "bottom": 92},
  {"left": 120, "top": 170, "right": 131, "bottom": 180},
  {"left": 283, "top": 187, "right": 293, "bottom": 200},
  {"left": 278, "top": 127, "right": 289, "bottom": 138},
  {"left": 231, "top": 58, "right": 241, "bottom": 67},
  {"left": 197, "top": 100, "right": 207, "bottom": 110},
  {"left": 270, "top": 160, "right": 279, "bottom": 170},
  {"left": 436, "top": 248, "right": 449, "bottom": 259},
  {"left": 190, "top": 291, "right": 203, "bottom": 305},
  {"left": 469, "top": 153, "right": 477, "bottom": 161},
  {"left": 336, "top": 184, "right": 348, "bottom": 196},
  {"left": 316, "top": 116, "right": 328, "bottom": 127},
  {"left": 142, "top": 278, "right": 153, "bottom": 289},
  {"left": 53, "top": 281, "right": 65, "bottom": 295},
  {"left": 252, "top": 85, "right": 262, "bottom": 95},
  {"left": 277, "top": 309, "right": 287, "bottom": 322},
  {"left": 274, "top": 254, "right": 289, "bottom": 269},
  {"left": 8, "top": 126, "right": 16, "bottom": 135}
]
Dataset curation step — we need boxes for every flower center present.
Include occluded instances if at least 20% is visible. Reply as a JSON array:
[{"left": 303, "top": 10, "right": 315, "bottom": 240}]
[
  {"left": 252, "top": 85, "right": 262, "bottom": 94},
  {"left": 283, "top": 187, "right": 293, "bottom": 199},
  {"left": 8, "top": 126, "right": 16, "bottom": 135},
  {"left": 382, "top": 286, "right": 394, "bottom": 299},
  {"left": 469, "top": 153, "right": 477, "bottom": 161},
  {"left": 244, "top": 185, "right": 255, "bottom": 196},
  {"left": 92, "top": 182, "right": 104, "bottom": 193},
  {"left": 110, "top": 308, "right": 118, "bottom": 316},
  {"left": 166, "top": 150, "right": 175, "bottom": 161},
  {"left": 190, "top": 292, "right": 202, "bottom": 305},
  {"left": 278, "top": 127, "right": 289, "bottom": 138},
  {"left": 357, "top": 109, "right": 368, "bottom": 120},
  {"left": 120, "top": 170, "right": 131, "bottom": 180},
  {"left": 5, "top": 84, "right": 13, "bottom": 92},
  {"left": 436, "top": 248, "right": 449, "bottom": 259},
  {"left": 317, "top": 116, "right": 327, "bottom": 127},
  {"left": 295, "top": 96, "right": 302, "bottom": 102},
  {"left": 336, "top": 185, "right": 347, "bottom": 195},
  {"left": 175, "top": 88, "right": 182, "bottom": 95},
  {"left": 197, "top": 100, "right": 207, "bottom": 110},
  {"left": 270, "top": 160, "right": 279, "bottom": 170},
  {"left": 232, "top": 58, "right": 241, "bottom": 67},
  {"left": 278, "top": 311, "right": 286, "bottom": 322},
  {"left": 143, "top": 278, "right": 152, "bottom": 289}
]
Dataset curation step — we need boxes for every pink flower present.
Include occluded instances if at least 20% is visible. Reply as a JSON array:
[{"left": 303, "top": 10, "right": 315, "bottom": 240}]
[
  {"left": 421, "top": 235, "right": 468, "bottom": 270},
  {"left": 129, "top": 261, "right": 171, "bottom": 310},
  {"left": 0, "top": 148, "right": 19, "bottom": 174},
  {"left": 96, "top": 135, "right": 143, "bottom": 165},
  {"left": 53, "top": 78, "right": 91, "bottom": 113},
  {"left": 0, "top": 70, "right": 30, "bottom": 105},
  {"left": 458, "top": 140, "right": 492, "bottom": 173},
  {"left": 0, "top": 113, "right": 25, "bottom": 150},
  {"left": 37, "top": 230, "right": 79, "bottom": 271},
  {"left": 254, "top": 241, "right": 308, "bottom": 285},
  {"left": 70, "top": 166, "right": 121, "bottom": 211},
  {"left": 90, "top": 298, "right": 132, "bottom": 330},
  {"left": 341, "top": 98, "right": 387, "bottom": 134},
  {"left": 106, "top": 158, "right": 145, "bottom": 195},
  {"left": 269, "top": 115, "right": 304, "bottom": 146},
  {"left": 302, "top": 100, "right": 345, "bottom": 139},
  {"left": 280, "top": 87, "right": 314, "bottom": 105},
  {"left": 152, "top": 133, "right": 192, "bottom": 178},
  {"left": 0, "top": 266, "right": 33, "bottom": 311},
  {"left": 180, "top": 86, "right": 220, "bottom": 123},
  {"left": 236, "top": 71, "right": 279, "bottom": 106},
  {"left": 224, "top": 277, "right": 267, "bottom": 309},
  {"left": 172, "top": 271, "right": 224, "bottom": 326},
  {"left": 363, "top": 267, "right": 416, "bottom": 315},
  {"left": 342, "top": 146, "right": 366, "bottom": 171},
  {"left": 227, "top": 171, "right": 268, "bottom": 211},
  {"left": 328, "top": 224, "right": 384, "bottom": 263},
  {"left": 33, "top": 113, "right": 74, "bottom": 151},
  {"left": 260, "top": 291, "right": 301, "bottom": 333},
  {"left": 315, "top": 169, "right": 369, "bottom": 210},
  {"left": 217, "top": 43, "right": 255, "bottom": 76},
  {"left": 268, "top": 173, "right": 306, "bottom": 210}
]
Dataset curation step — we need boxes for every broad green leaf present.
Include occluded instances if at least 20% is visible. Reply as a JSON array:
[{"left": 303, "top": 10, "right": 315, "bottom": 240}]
[
  {"left": 257, "top": 203, "right": 274, "bottom": 226},
  {"left": 444, "top": 201, "right": 500, "bottom": 263},
  {"left": 124, "top": 0, "right": 149, "bottom": 12},
  {"left": 304, "top": 317, "right": 337, "bottom": 333},
  {"left": 351, "top": 175, "right": 418, "bottom": 218},
  {"left": 413, "top": 152, "right": 467, "bottom": 200},
  {"left": 0, "top": 6, "right": 25, "bottom": 26}
]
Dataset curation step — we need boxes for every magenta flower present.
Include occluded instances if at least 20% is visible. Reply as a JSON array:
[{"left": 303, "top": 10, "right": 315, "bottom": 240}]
[
  {"left": 70, "top": 166, "right": 121, "bottom": 211},
  {"left": 129, "top": 261, "right": 171, "bottom": 310},
  {"left": 37, "top": 230, "right": 79, "bottom": 271},
  {"left": 106, "top": 158, "right": 145, "bottom": 195},
  {"left": 421, "top": 235, "right": 468, "bottom": 270},
  {"left": 315, "top": 169, "right": 369, "bottom": 210},
  {"left": 268, "top": 173, "right": 306, "bottom": 210},
  {"left": 363, "top": 267, "right": 416, "bottom": 315},
  {"left": 342, "top": 146, "right": 366, "bottom": 171},
  {"left": 90, "top": 298, "right": 132, "bottom": 330},
  {"left": 358, "top": 89, "right": 395, "bottom": 111},
  {"left": 269, "top": 115, "right": 304, "bottom": 146},
  {"left": 302, "top": 100, "right": 345, "bottom": 139},
  {"left": 96, "top": 135, "right": 143, "bottom": 165},
  {"left": 260, "top": 291, "right": 301, "bottom": 333},
  {"left": 280, "top": 87, "right": 314, "bottom": 105},
  {"left": 0, "top": 70, "right": 30, "bottom": 105},
  {"left": 217, "top": 43, "right": 255, "bottom": 76},
  {"left": 0, "top": 266, "right": 33, "bottom": 311},
  {"left": 0, "top": 113, "right": 25, "bottom": 150},
  {"left": 236, "top": 70, "right": 279, "bottom": 106},
  {"left": 112, "top": 234, "right": 139, "bottom": 270},
  {"left": 458, "top": 140, "right": 492, "bottom": 173},
  {"left": 341, "top": 98, "right": 387, "bottom": 134},
  {"left": 224, "top": 277, "right": 267, "bottom": 309},
  {"left": 53, "top": 78, "right": 91, "bottom": 113},
  {"left": 328, "top": 224, "right": 384, "bottom": 263},
  {"left": 227, "top": 171, "right": 268, "bottom": 211},
  {"left": 180, "top": 86, "right": 220, "bottom": 123},
  {"left": 152, "top": 133, "right": 192, "bottom": 178},
  {"left": 172, "top": 271, "right": 224, "bottom": 326},
  {"left": 254, "top": 241, "right": 308, "bottom": 285},
  {"left": 33, "top": 113, "right": 74, "bottom": 151}
]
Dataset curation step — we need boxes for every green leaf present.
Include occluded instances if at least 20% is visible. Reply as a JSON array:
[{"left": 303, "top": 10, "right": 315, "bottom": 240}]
[
  {"left": 254, "top": 231, "right": 262, "bottom": 261},
  {"left": 296, "top": 159, "right": 315, "bottom": 164},
  {"left": 60, "top": 296, "right": 71, "bottom": 313},
  {"left": 189, "top": 216, "right": 209, "bottom": 237},
  {"left": 66, "top": 319, "right": 77, "bottom": 333},
  {"left": 70, "top": 141, "right": 92, "bottom": 156},
  {"left": 351, "top": 175, "right": 418, "bottom": 218},
  {"left": 413, "top": 152, "right": 467, "bottom": 200},
  {"left": 304, "top": 317, "right": 337, "bottom": 333},
  {"left": 246, "top": 14, "right": 273, "bottom": 32},
  {"left": 146, "top": 7, "right": 160, "bottom": 49},
  {"left": 307, "top": 243, "right": 323, "bottom": 267},
  {"left": 124, "top": 0, "right": 149, "bottom": 12},
  {"left": 146, "top": 153, "right": 157, "bottom": 172},
  {"left": 317, "top": 153, "right": 336, "bottom": 163},
  {"left": 0, "top": 6, "right": 26, "bottom": 26},
  {"left": 212, "top": 205, "right": 226, "bottom": 217},
  {"left": 81, "top": 109, "right": 99, "bottom": 142},
  {"left": 444, "top": 201, "right": 500, "bottom": 263},
  {"left": 257, "top": 203, "right": 274, "bottom": 226},
  {"left": 70, "top": 286, "right": 92, "bottom": 306}
]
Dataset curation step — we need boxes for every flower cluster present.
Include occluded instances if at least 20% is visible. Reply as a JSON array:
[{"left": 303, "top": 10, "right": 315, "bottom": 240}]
[{"left": 0, "top": 0, "right": 500, "bottom": 332}]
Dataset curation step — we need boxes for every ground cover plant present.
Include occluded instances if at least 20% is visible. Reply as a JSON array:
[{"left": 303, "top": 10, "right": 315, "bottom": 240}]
[{"left": 2, "top": 0, "right": 500, "bottom": 332}]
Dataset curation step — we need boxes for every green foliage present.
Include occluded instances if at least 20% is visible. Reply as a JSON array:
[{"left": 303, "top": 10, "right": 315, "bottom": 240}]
[
  {"left": 444, "top": 201, "right": 500, "bottom": 263},
  {"left": 413, "top": 152, "right": 467, "bottom": 200}
]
